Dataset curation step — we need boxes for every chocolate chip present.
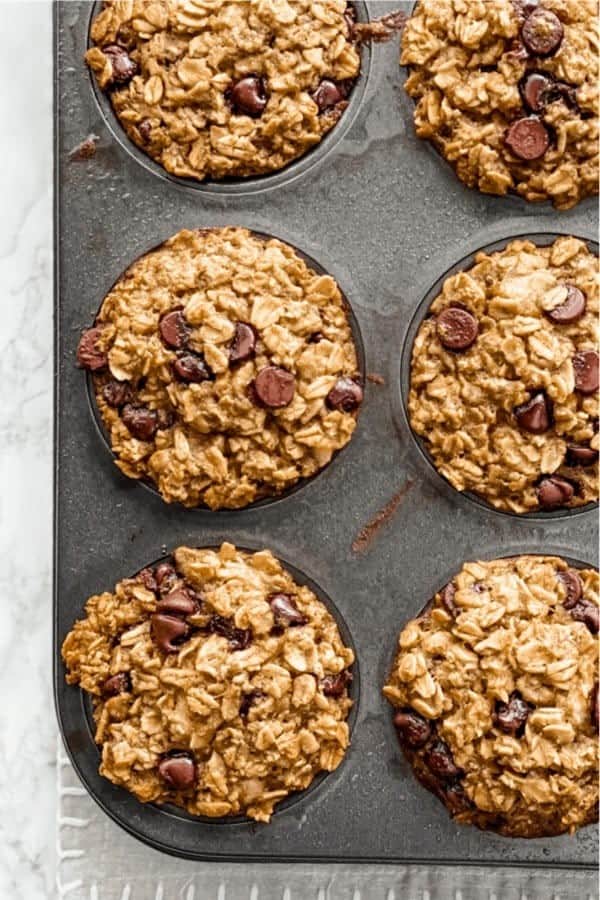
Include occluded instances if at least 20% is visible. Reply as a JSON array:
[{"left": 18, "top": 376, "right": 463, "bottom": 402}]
[
  {"left": 505, "top": 116, "right": 550, "bottom": 160},
  {"left": 268, "top": 593, "right": 308, "bottom": 627},
  {"left": 229, "top": 322, "right": 257, "bottom": 364},
  {"left": 253, "top": 366, "right": 295, "bottom": 408},
  {"left": 537, "top": 475, "right": 575, "bottom": 509},
  {"left": 514, "top": 392, "right": 551, "bottom": 434},
  {"left": 102, "top": 672, "right": 131, "bottom": 697},
  {"left": 521, "top": 8, "right": 564, "bottom": 56},
  {"left": 546, "top": 285, "right": 587, "bottom": 325},
  {"left": 312, "top": 79, "right": 348, "bottom": 113},
  {"left": 102, "top": 379, "right": 133, "bottom": 408},
  {"left": 440, "top": 583, "right": 458, "bottom": 616},
  {"left": 157, "top": 589, "right": 199, "bottom": 618},
  {"left": 155, "top": 562, "right": 176, "bottom": 589},
  {"left": 573, "top": 350, "right": 599, "bottom": 395},
  {"left": 159, "top": 310, "right": 190, "bottom": 350},
  {"left": 566, "top": 444, "right": 598, "bottom": 467},
  {"left": 77, "top": 327, "right": 108, "bottom": 371},
  {"left": 558, "top": 569, "right": 583, "bottom": 608},
  {"left": 493, "top": 692, "right": 530, "bottom": 735},
  {"left": 102, "top": 44, "right": 138, "bottom": 87},
  {"left": 138, "top": 118, "right": 152, "bottom": 143},
  {"left": 151, "top": 614, "right": 190, "bottom": 653},
  {"left": 520, "top": 72, "right": 554, "bottom": 113},
  {"left": 325, "top": 377, "right": 364, "bottom": 413},
  {"left": 512, "top": 0, "right": 539, "bottom": 17},
  {"left": 321, "top": 669, "right": 353, "bottom": 697},
  {"left": 436, "top": 307, "right": 478, "bottom": 351},
  {"left": 137, "top": 567, "right": 158, "bottom": 593},
  {"left": 568, "top": 599, "right": 599, "bottom": 635},
  {"left": 444, "top": 780, "right": 472, "bottom": 816},
  {"left": 424, "top": 740, "right": 462, "bottom": 779},
  {"left": 393, "top": 709, "right": 432, "bottom": 748},
  {"left": 172, "top": 352, "right": 212, "bottom": 383},
  {"left": 209, "top": 615, "right": 252, "bottom": 651},
  {"left": 121, "top": 403, "right": 158, "bottom": 441},
  {"left": 158, "top": 752, "right": 196, "bottom": 791},
  {"left": 592, "top": 681, "right": 599, "bottom": 732},
  {"left": 229, "top": 75, "right": 267, "bottom": 117}
]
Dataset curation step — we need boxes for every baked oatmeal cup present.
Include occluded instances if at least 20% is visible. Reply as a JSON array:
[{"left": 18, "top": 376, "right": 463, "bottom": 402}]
[
  {"left": 62, "top": 542, "right": 355, "bottom": 822},
  {"left": 383, "top": 554, "right": 599, "bottom": 837},
  {"left": 85, "top": 0, "right": 364, "bottom": 183},
  {"left": 77, "top": 227, "right": 364, "bottom": 510},
  {"left": 401, "top": 0, "right": 599, "bottom": 209},
  {"left": 407, "top": 235, "right": 599, "bottom": 515}
]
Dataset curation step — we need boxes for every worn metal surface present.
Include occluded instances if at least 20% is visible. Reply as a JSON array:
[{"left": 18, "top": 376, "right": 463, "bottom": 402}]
[{"left": 55, "top": 0, "right": 598, "bottom": 866}]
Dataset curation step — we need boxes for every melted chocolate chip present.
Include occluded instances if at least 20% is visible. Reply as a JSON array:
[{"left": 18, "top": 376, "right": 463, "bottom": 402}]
[
  {"left": 312, "top": 79, "right": 348, "bottom": 112},
  {"left": 568, "top": 599, "right": 599, "bottom": 635},
  {"left": 159, "top": 310, "right": 190, "bottom": 350},
  {"left": 229, "top": 322, "right": 257, "bottom": 364},
  {"left": 158, "top": 752, "right": 196, "bottom": 791},
  {"left": 155, "top": 562, "right": 177, "bottom": 590},
  {"left": 77, "top": 327, "right": 108, "bottom": 371},
  {"left": 151, "top": 614, "right": 190, "bottom": 653},
  {"left": 253, "top": 366, "right": 295, "bottom": 408},
  {"left": 121, "top": 404, "right": 158, "bottom": 441},
  {"left": 546, "top": 285, "right": 587, "bottom": 325},
  {"left": 566, "top": 444, "right": 598, "bottom": 467},
  {"left": 573, "top": 350, "right": 599, "bottom": 395},
  {"left": 102, "top": 672, "right": 131, "bottom": 697},
  {"left": 229, "top": 75, "right": 268, "bottom": 117},
  {"left": 537, "top": 475, "right": 575, "bottom": 509},
  {"left": 514, "top": 392, "right": 551, "bottom": 434},
  {"left": 393, "top": 709, "right": 432, "bottom": 748},
  {"left": 172, "top": 352, "right": 212, "bottom": 383},
  {"left": 321, "top": 669, "right": 353, "bottom": 697},
  {"left": 209, "top": 615, "right": 252, "bottom": 651},
  {"left": 440, "top": 583, "right": 458, "bottom": 616},
  {"left": 157, "top": 589, "right": 199, "bottom": 618},
  {"left": 103, "top": 379, "right": 133, "bottom": 408},
  {"left": 137, "top": 567, "right": 158, "bottom": 593},
  {"left": 102, "top": 44, "right": 138, "bottom": 87},
  {"left": 493, "top": 692, "right": 531, "bottom": 736},
  {"left": 520, "top": 71, "right": 554, "bottom": 113},
  {"left": 436, "top": 307, "right": 478, "bottom": 351},
  {"left": 424, "top": 740, "right": 462, "bottom": 779},
  {"left": 505, "top": 116, "right": 550, "bottom": 160},
  {"left": 268, "top": 593, "right": 308, "bottom": 627},
  {"left": 558, "top": 569, "right": 583, "bottom": 608},
  {"left": 325, "top": 377, "right": 364, "bottom": 412},
  {"left": 521, "top": 8, "right": 564, "bottom": 57}
]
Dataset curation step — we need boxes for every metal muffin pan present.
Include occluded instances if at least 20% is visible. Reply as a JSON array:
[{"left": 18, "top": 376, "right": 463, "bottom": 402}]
[
  {"left": 84, "top": 228, "right": 366, "bottom": 512},
  {"left": 55, "top": 1, "right": 598, "bottom": 865},
  {"left": 392, "top": 231, "right": 599, "bottom": 523},
  {"left": 87, "top": 0, "right": 373, "bottom": 196}
]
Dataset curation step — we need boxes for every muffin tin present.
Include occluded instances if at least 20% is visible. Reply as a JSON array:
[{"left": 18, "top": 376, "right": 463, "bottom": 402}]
[{"left": 55, "top": 1, "right": 598, "bottom": 866}]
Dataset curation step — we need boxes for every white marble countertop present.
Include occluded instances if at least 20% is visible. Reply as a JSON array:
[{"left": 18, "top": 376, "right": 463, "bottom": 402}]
[{"left": 1, "top": 3, "right": 597, "bottom": 898}]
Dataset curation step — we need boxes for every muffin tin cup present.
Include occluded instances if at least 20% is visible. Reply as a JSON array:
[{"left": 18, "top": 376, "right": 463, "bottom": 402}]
[
  {"left": 56, "top": 1, "right": 598, "bottom": 868},
  {"left": 87, "top": 0, "right": 373, "bottom": 197},
  {"left": 392, "top": 230, "right": 599, "bottom": 525},
  {"left": 84, "top": 226, "right": 367, "bottom": 513}
]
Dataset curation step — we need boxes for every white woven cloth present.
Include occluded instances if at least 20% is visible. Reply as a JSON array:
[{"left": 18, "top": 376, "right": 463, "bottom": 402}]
[{"left": 56, "top": 742, "right": 597, "bottom": 900}]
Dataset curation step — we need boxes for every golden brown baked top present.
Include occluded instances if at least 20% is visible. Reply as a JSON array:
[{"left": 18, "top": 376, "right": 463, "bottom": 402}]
[
  {"left": 62, "top": 543, "right": 354, "bottom": 822},
  {"left": 77, "top": 227, "right": 363, "bottom": 510},
  {"left": 402, "top": 0, "right": 599, "bottom": 209},
  {"left": 86, "top": 0, "right": 361, "bottom": 180},
  {"left": 384, "top": 554, "right": 599, "bottom": 837},
  {"left": 408, "top": 236, "right": 599, "bottom": 514}
]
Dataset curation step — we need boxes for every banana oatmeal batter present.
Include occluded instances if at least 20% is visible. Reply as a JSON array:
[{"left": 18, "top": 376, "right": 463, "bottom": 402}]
[
  {"left": 408, "top": 236, "right": 598, "bottom": 514},
  {"left": 77, "top": 227, "right": 363, "bottom": 509},
  {"left": 62, "top": 542, "right": 355, "bottom": 822},
  {"left": 384, "top": 554, "right": 599, "bottom": 837}
]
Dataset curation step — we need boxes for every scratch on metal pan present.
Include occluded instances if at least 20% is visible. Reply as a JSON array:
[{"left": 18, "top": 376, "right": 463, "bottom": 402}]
[{"left": 352, "top": 479, "right": 413, "bottom": 554}]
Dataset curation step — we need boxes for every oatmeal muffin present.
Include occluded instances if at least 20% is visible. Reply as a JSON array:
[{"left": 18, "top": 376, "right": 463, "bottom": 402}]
[
  {"left": 401, "top": 0, "right": 599, "bottom": 209},
  {"left": 384, "top": 554, "right": 599, "bottom": 837},
  {"left": 62, "top": 542, "right": 354, "bottom": 822},
  {"left": 408, "top": 236, "right": 599, "bottom": 514},
  {"left": 85, "top": 0, "right": 361, "bottom": 181},
  {"left": 77, "top": 227, "right": 363, "bottom": 510}
]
